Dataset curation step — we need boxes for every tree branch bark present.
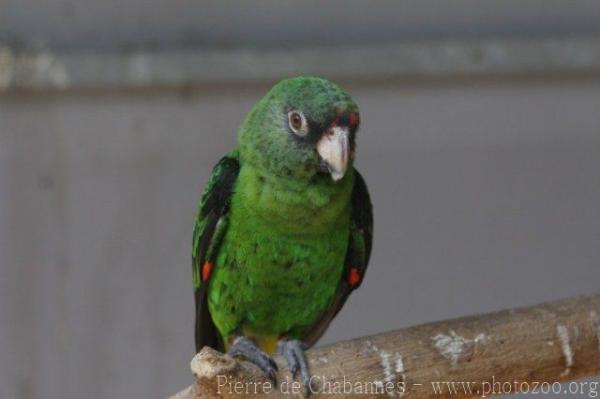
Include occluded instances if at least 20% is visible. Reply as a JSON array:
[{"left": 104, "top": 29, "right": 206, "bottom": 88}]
[{"left": 170, "top": 293, "right": 600, "bottom": 398}]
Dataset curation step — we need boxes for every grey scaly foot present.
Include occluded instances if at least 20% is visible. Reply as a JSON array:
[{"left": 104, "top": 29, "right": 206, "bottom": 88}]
[
  {"left": 278, "top": 339, "right": 311, "bottom": 395},
  {"left": 228, "top": 336, "right": 278, "bottom": 383}
]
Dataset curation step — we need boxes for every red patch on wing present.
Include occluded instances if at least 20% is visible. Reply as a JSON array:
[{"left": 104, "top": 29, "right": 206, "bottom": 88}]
[
  {"left": 348, "top": 267, "right": 361, "bottom": 288},
  {"left": 202, "top": 261, "right": 214, "bottom": 282}
]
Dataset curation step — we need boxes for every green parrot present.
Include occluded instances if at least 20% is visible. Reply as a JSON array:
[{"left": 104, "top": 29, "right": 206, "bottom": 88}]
[{"left": 192, "top": 76, "right": 373, "bottom": 391}]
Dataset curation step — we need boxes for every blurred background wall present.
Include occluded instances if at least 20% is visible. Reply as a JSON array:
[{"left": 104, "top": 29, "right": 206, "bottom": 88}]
[{"left": 1, "top": 1, "right": 600, "bottom": 398}]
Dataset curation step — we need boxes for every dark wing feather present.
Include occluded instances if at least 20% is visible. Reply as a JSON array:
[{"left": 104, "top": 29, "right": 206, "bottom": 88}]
[
  {"left": 192, "top": 153, "right": 240, "bottom": 352},
  {"left": 303, "top": 168, "right": 373, "bottom": 346}
]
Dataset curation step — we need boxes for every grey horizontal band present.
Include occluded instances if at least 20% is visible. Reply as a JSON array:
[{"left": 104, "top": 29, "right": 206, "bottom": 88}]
[{"left": 2, "top": 36, "right": 600, "bottom": 92}]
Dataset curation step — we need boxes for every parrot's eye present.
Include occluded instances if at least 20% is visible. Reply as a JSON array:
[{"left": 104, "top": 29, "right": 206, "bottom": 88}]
[{"left": 288, "top": 111, "right": 308, "bottom": 136}]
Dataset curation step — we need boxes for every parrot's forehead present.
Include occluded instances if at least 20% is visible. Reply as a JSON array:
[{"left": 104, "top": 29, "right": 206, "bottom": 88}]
[{"left": 267, "top": 77, "right": 358, "bottom": 117}]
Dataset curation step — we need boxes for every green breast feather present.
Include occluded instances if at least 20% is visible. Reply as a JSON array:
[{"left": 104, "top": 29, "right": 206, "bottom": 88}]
[{"left": 207, "top": 164, "right": 354, "bottom": 340}]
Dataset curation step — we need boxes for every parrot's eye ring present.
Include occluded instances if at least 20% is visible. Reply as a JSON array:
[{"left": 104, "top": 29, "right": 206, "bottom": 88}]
[{"left": 288, "top": 111, "right": 308, "bottom": 136}]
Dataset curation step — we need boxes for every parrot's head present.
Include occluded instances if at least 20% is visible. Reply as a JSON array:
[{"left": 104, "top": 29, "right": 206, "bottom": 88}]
[{"left": 239, "top": 76, "right": 360, "bottom": 183}]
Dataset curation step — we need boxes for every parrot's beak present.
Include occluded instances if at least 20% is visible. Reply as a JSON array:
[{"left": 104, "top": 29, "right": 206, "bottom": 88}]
[{"left": 317, "top": 126, "right": 349, "bottom": 182}]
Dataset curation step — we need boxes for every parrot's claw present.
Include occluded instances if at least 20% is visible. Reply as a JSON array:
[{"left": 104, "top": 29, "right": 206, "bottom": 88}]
[
  {"left": 278, "top": 339, "right": 312, "bottom": 396},
  {"left": 228, "top": 336, "right": 278, "bottom": 383}
]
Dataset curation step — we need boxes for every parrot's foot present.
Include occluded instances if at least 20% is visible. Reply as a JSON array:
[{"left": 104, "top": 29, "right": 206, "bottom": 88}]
[
  {"left": 227, "top": 336, "right": 278, "bottom": 383},
  {"left": 278, "top": 339, "right": 312, "bottom": 396}
]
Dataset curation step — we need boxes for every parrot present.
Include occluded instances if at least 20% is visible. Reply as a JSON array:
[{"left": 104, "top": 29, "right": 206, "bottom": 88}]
[{"left": 192, "top": 76, "right": 373, "bottom": 392}]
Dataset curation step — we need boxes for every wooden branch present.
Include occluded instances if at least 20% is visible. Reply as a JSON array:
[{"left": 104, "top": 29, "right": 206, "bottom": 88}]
[{"left": 170, "top": 293, "right": 600, "bottom": 398}]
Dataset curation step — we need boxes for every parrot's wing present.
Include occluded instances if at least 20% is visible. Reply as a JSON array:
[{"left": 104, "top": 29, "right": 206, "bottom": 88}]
[
  {"left": 303, "top": 168, "right": 373, "bottom": 346},
  {"left": 192, "top": 152, "right": 240, "bottom": 352}
]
